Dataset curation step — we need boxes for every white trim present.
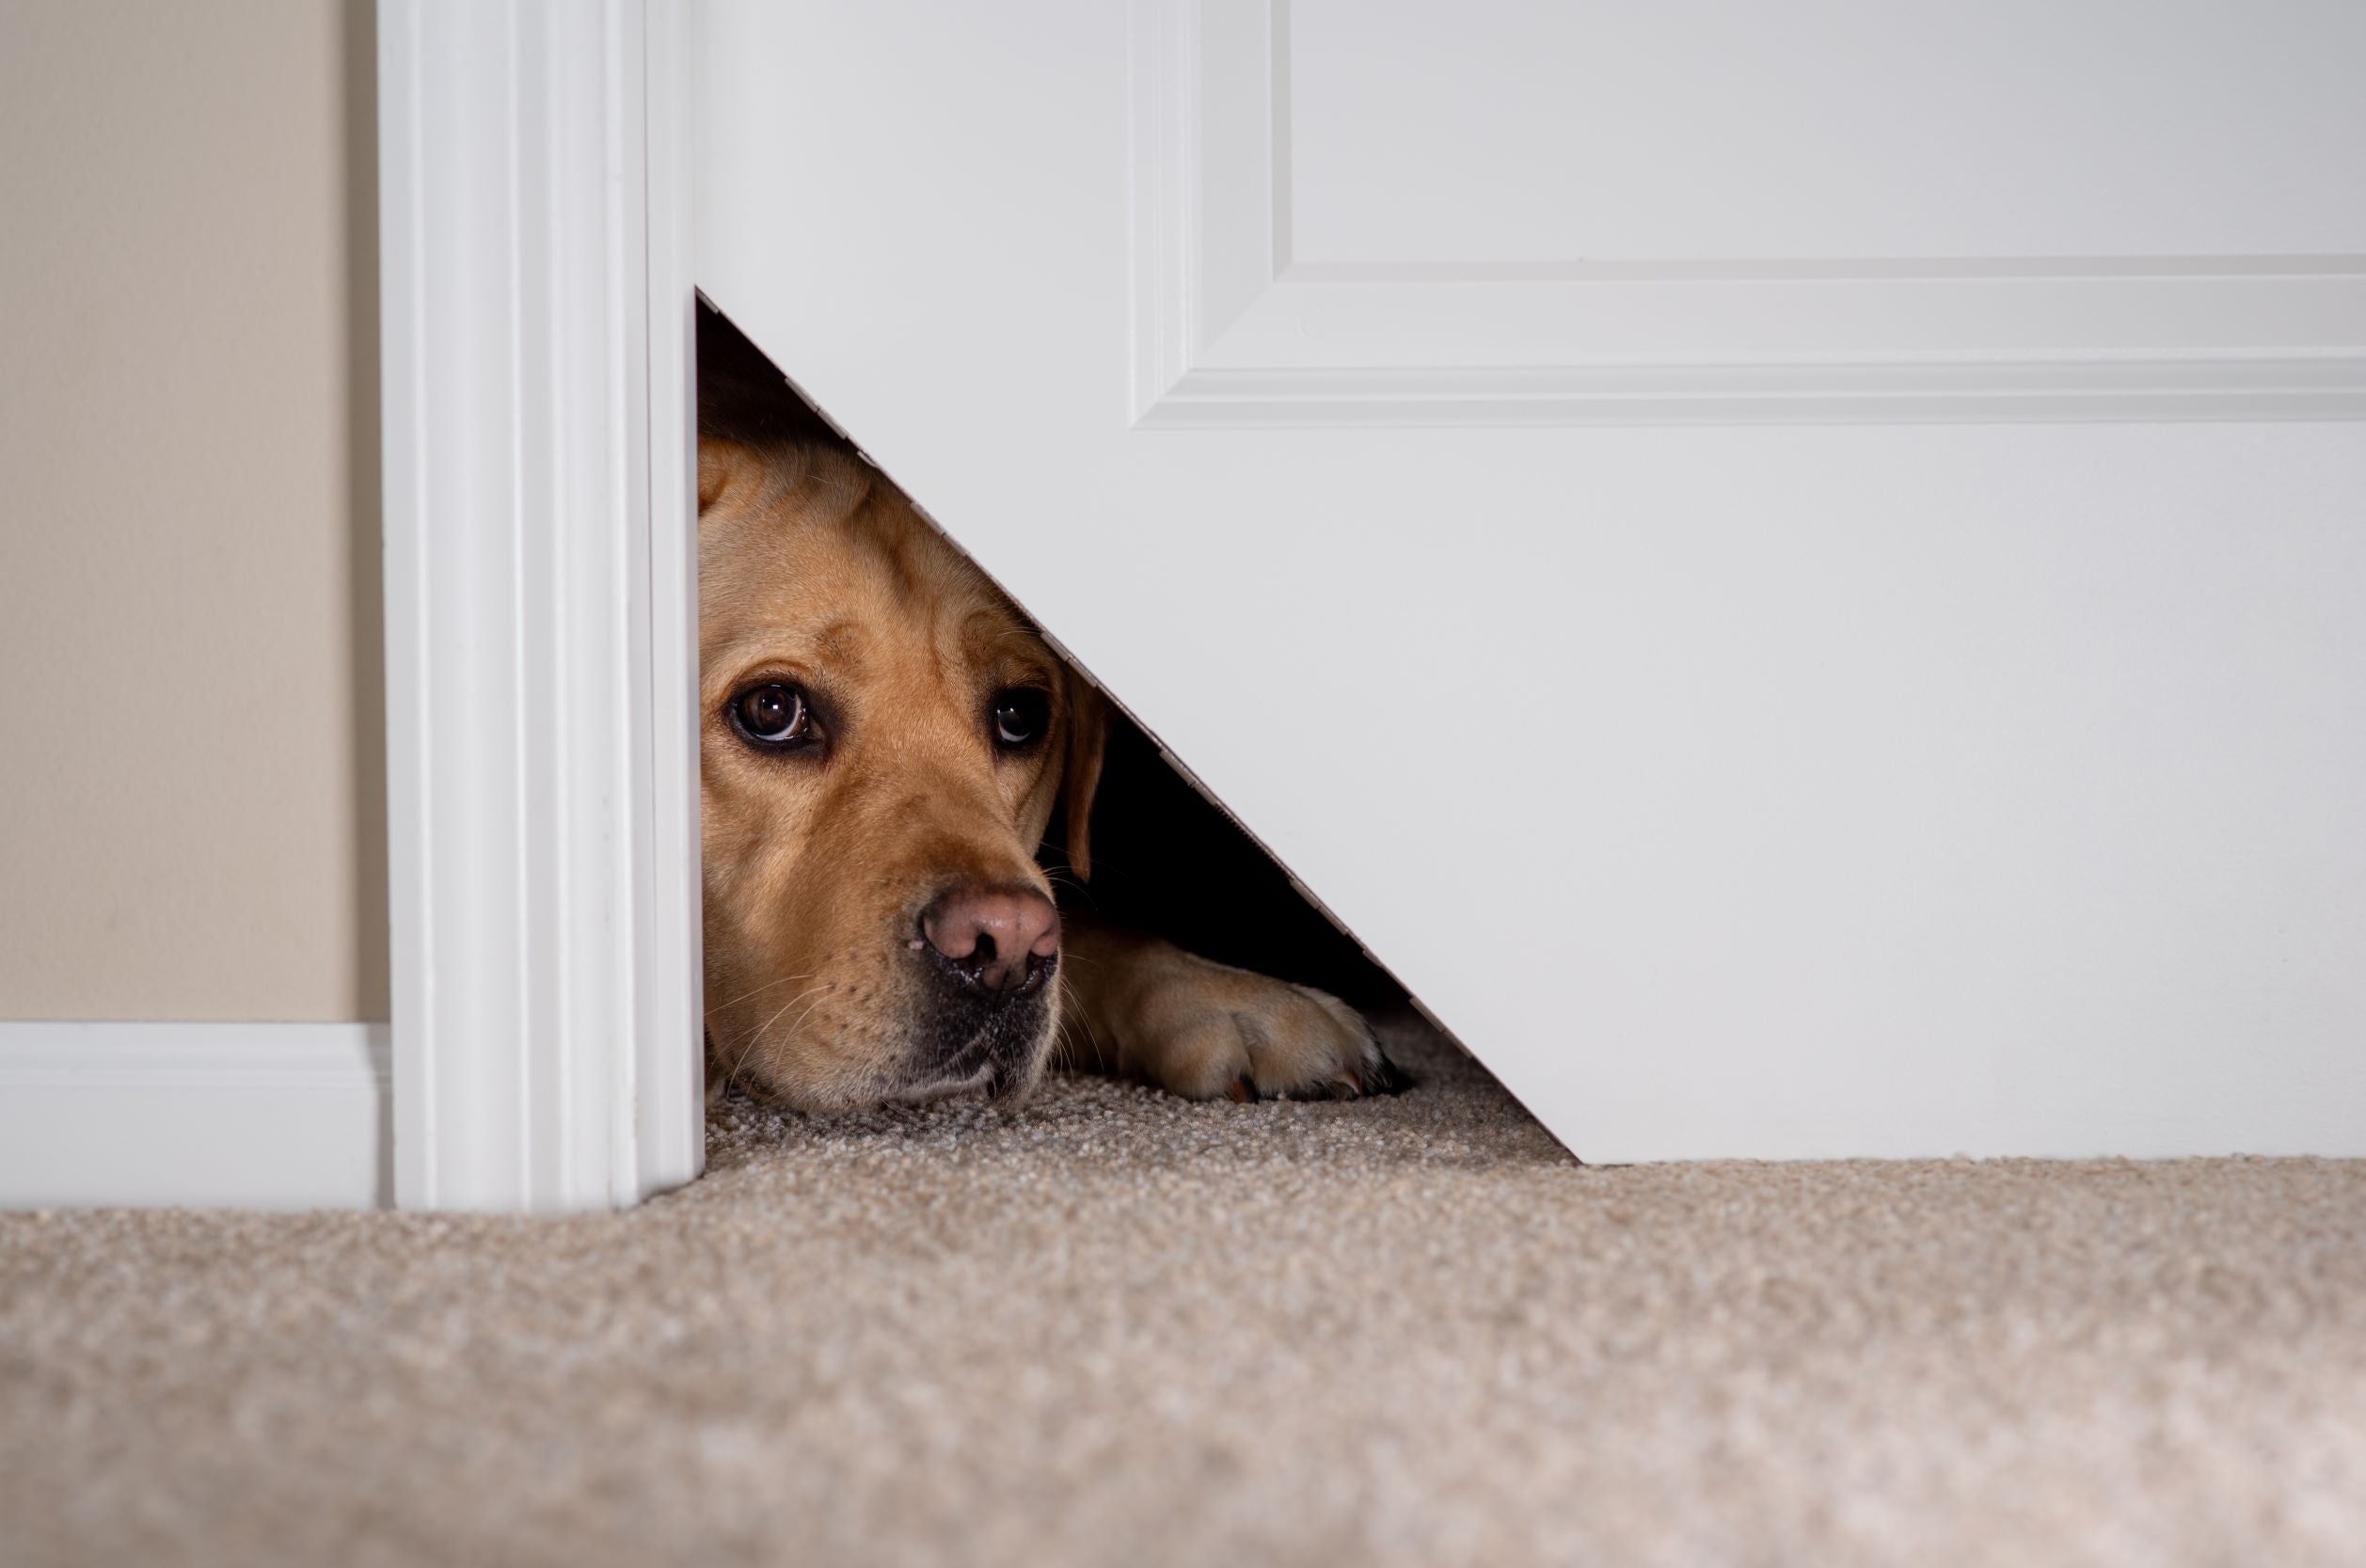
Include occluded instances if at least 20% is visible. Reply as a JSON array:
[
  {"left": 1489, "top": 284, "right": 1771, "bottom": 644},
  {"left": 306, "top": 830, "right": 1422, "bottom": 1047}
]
[
  {"left": 379, "top": 0, "right": 702, "bottom": 1212},
  {"left": 1135, "top": 358, "right": 2366, "bottom": 428},
  {"left": 1130, "top": 0, "right": 2366, "bottom": 427},
  {"left": 0, "top": 1024, "right": 391, "bottom": 1211}
]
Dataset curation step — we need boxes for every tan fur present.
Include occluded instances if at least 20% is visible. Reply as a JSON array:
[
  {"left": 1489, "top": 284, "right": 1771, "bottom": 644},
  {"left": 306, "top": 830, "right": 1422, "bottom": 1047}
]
[{"left": 699, "top": 436, "right": 1392, "bottom": 1109}]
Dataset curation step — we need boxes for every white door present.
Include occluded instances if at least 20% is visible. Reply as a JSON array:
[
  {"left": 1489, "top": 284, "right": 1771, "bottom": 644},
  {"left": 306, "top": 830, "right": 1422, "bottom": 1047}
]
[{"left": 694, "top": 0, "right": 2366, "bottom": 1161}]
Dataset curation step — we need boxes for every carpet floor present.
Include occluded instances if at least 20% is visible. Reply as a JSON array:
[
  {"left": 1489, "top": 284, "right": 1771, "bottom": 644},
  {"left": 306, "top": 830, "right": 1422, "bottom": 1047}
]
[{"left": 3, "top": 1024, "right": 2362, "bottom": 1568}]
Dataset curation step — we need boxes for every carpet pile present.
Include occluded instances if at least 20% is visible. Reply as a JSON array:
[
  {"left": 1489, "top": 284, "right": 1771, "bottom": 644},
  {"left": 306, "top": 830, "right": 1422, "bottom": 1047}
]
[{"left": 4, "top": 1024, "right": 2361, "bottom": 1566}]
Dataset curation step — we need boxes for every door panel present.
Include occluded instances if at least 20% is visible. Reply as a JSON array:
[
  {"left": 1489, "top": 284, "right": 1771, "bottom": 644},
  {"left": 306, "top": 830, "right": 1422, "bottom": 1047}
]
[
  {"left": 1284, "top": 0, "right": 2366, "bottom": 262},
  {"left": 696, "top": 0, "right": 2366, "bottom": 1159}
]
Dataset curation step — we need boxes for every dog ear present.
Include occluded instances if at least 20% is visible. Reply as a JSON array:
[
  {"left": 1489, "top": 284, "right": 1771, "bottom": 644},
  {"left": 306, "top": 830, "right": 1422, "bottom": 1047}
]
[
  {"left": 697, "top": 436, "right": 749, "bottom": 515},
  {"left": 1059, "top": 667, "right": 1109, "bottom": 882}
]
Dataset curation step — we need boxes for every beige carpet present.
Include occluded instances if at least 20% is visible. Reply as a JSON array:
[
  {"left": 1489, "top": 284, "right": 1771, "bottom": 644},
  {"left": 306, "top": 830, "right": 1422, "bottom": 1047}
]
[{"left": 4, "top": 1025, "right": 2362, "bottom": 1568}]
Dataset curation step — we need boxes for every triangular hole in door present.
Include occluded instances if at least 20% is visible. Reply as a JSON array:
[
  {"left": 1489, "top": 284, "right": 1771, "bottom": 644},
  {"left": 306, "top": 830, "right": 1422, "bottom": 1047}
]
[{"left": 698, "top": 299, "right": 1499, "bottom": 1104}]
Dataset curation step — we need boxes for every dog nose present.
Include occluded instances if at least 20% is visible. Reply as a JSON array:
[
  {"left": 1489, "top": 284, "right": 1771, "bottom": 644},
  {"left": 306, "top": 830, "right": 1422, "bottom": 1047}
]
[{"left": 918, "top": 883, "right": 1059, "bottom": 998}]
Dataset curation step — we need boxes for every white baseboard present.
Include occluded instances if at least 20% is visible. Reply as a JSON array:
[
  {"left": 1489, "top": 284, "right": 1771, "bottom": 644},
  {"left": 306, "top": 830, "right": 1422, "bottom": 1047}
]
[{"left": 0, "top": 1022, "right": 391, "bottom": 1210}]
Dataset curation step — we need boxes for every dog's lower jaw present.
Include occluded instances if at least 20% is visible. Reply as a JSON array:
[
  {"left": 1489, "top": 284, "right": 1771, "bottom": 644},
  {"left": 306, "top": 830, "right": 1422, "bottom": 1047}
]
[
  {"left": 886, "top": 1048, "right": 1044, "bottom": 1108},
  {"left": 888, "top": 997, "right": 1055, "bottom": 1108},
  {"left": 981, "top": 1040, "right": 1049, "bottom": 1107},
  {"left": 710, "top": 1008, "right": 1054, "bottom": 1111}
]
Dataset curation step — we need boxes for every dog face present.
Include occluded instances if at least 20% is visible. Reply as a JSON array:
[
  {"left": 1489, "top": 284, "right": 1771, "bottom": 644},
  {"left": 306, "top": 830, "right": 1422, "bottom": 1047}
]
[{"left": 697, "top": 438, "right": 1103, "bottom": 1110}]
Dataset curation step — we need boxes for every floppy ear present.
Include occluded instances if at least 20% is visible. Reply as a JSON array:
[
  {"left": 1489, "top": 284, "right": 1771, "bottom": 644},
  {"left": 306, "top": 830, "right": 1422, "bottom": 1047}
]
[
  {"left": 697, "top": 436, "right": 749, "bottom": 515},
  {"left": 1059, "top": 667, "right": 1109, "bottom": 881}
]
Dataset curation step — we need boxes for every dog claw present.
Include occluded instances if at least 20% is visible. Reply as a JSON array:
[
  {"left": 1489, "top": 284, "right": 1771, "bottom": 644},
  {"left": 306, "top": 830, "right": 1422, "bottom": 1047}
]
[{"left": 1225, "top": 1073, "right": 1257, "bottom": 1103}]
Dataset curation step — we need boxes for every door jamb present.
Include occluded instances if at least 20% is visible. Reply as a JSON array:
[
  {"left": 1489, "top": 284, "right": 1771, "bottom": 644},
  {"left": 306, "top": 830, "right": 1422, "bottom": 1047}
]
[{"left": 377, "top": 0, "right": 703, "bottom": 1211}]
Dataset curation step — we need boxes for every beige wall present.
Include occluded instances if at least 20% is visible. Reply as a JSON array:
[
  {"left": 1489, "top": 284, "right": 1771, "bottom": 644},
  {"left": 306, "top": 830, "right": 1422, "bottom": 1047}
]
[{"left": 0, "top": 1, "right": 387, "bottom": 1021}]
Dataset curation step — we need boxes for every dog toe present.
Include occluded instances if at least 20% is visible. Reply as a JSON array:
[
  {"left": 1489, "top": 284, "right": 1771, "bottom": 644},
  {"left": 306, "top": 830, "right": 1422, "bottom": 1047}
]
[
  {"left": 1230, "top": 984, "right": 1394, "bottom": 1102},
  {"left": 1112, "top": 957, "right": 1404, "bottom": 1105}
]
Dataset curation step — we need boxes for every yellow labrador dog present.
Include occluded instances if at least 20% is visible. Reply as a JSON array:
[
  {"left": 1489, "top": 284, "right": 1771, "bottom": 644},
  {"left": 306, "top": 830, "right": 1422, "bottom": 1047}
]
[{"left": 697, "top": 404, "right": 1400, "bottom": 1113}]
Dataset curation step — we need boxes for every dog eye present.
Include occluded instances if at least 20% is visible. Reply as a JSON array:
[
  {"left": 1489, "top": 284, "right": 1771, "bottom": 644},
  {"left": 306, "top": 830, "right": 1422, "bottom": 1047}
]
[
  {"left": 990, "top": 688, "right": 1050, "bottom": 750},
  {"left": 730, "top": 683, "right": 816, "bottom": 749}
]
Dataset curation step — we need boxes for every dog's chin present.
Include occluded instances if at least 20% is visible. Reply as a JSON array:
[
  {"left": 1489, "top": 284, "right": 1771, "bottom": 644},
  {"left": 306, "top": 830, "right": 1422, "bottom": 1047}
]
[
  {"left": 885, "top": 1053, "right": 1043, "bottom": 1108},
  {"left": 892, "top": 1006, "right": 1054, "bottom": 1108}
]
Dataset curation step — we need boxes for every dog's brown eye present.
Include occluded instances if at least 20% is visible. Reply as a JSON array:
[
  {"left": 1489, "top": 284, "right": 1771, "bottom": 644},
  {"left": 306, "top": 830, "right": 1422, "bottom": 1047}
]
[
  {"left": 731, "top": 683, "right": 813, "bottom": 749},
  {"left": 990, "top": 688, "right": 1050, "bottom": 751}
]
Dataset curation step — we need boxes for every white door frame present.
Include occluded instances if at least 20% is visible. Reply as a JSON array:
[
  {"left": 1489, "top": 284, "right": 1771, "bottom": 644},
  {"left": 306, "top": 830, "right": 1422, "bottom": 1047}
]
[{"left": 378, "top": 0, "right": 704, "bottom": 1211}]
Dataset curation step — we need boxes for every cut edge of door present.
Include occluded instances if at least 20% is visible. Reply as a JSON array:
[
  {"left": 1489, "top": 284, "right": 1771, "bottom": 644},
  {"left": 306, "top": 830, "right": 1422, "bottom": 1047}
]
[{"left": 695, "top": 293, "right": 1562, "bottom": 1147}]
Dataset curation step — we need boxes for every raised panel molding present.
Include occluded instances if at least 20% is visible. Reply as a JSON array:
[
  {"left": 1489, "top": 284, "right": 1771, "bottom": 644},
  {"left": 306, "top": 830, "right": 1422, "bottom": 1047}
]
[{"left": 1129, "top": 0, "right": 2366, "bottom": 426}]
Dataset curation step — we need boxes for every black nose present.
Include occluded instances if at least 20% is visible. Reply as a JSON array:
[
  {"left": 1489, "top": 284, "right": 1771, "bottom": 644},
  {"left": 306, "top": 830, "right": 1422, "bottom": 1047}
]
[{"left": 917, "top": 883, "right": 1058, "bottom": 1002}]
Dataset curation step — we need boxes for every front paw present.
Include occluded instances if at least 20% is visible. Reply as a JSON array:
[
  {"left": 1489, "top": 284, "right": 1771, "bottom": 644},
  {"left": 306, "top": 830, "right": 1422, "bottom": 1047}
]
[{"left": 1119, "top": 960, "right": 1402, "bottom": 1102}]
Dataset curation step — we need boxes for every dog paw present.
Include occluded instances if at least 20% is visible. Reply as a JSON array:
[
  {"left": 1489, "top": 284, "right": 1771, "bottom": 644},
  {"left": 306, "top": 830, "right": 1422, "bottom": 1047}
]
[{"left": 1122, "top": 963, "right": 1403, "bottom": 1102}]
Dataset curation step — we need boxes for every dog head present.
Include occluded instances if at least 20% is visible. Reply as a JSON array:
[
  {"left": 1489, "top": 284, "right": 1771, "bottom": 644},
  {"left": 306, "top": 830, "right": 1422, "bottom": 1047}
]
[{"left": 696, "top": 437, "right": 1104, "bottom": 1109}]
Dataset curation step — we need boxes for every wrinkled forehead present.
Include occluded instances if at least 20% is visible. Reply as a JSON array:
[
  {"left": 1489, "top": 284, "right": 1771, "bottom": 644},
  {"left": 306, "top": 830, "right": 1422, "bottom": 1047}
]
[{"left": 701, "top": 491, "right": 1055, "bottom": 691}]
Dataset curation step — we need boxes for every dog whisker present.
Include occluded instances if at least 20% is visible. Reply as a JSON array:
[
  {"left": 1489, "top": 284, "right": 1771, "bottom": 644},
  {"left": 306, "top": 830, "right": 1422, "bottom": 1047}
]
[
  {"left": 724, "top": 983, "right": 833, "bottom": 1090},
  {"left": 705, "top": 970, "right": 821, "bottom": 1013},
  {"left": 771, "top": 987, "right": 840, "bottom": 1053}
]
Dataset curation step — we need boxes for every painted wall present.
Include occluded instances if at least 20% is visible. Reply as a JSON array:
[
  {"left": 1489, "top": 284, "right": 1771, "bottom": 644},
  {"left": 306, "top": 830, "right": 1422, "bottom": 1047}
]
[{"left": 0, "top": 1, "right": 386, "bottom": 1021}]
